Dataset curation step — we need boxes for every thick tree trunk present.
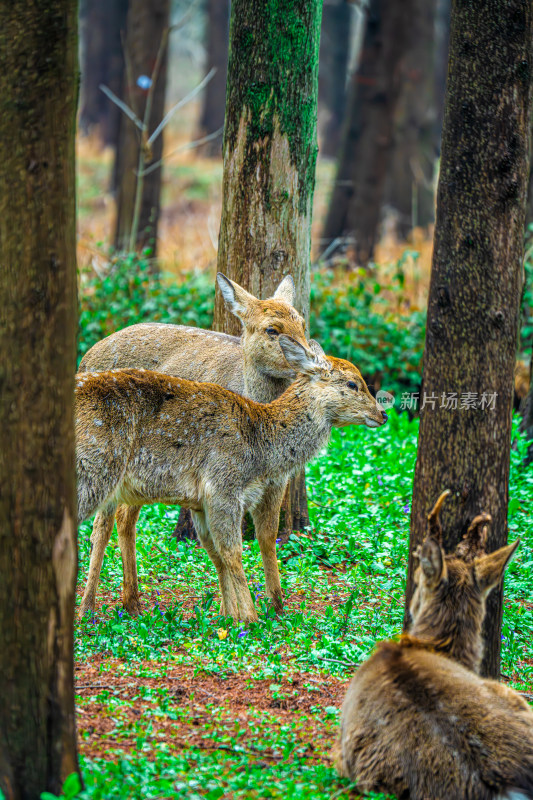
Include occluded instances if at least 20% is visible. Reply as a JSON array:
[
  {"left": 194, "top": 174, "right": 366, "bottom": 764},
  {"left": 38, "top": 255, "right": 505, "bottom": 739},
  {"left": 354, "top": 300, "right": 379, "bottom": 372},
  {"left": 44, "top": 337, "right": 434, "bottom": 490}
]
[
  {"left": 404, "top": 0, "right": 532, "bottom": 679},
  {"left": 385, "top": 0, "right": 438, "bottom": 239},
  {"left": 0, "top": 1, "right": 80, "bottom": 797},
  {"left": 318, "top": 0, "right": 352, "bottom": 159},
  {"left": 322, "top": 0, "right": 415, "bottom": 266},
  {"left": 213, "top": 0, "right": 322, "bottom": 536},
  {"left": 79, "top": 0, "right": 128, "bottom": 147},
  {"left": 113, "top": 0, "right": 170, "bottom": 256},
  {"left": 195, "top": 0, "right": 230, "bottom": 157}
]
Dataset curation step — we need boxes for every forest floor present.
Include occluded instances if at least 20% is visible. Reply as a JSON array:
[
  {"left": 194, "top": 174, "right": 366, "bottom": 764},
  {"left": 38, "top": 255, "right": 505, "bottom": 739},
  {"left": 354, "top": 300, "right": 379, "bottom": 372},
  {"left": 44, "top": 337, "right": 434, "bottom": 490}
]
[{"left": 72, "top": 414, "right": 533, "bottom": 799}]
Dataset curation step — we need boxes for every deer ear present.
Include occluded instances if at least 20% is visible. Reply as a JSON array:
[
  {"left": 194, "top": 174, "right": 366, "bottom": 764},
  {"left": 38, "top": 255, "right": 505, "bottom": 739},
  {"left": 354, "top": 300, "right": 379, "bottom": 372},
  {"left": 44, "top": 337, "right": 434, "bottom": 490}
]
[
  {"left": 278, "top": 335, "right": 319, "bottom": 375},
  {"left": 272, "top": 274, "right": 295, "bottom": 305},
  {"left": 308, "top": 339, "right": 326, "bottom": 358},
  {"left": 308, "top": 339, "right": 330, "bottom": 368},
  {"left": 420, "top": 538, "right": 446, "bottom": 587},
  {"left": 474, "top": 540, "right": 520, "bottom": 596},
  {"left": 217, "top": 273, "right": 257, "bottom": 320}
]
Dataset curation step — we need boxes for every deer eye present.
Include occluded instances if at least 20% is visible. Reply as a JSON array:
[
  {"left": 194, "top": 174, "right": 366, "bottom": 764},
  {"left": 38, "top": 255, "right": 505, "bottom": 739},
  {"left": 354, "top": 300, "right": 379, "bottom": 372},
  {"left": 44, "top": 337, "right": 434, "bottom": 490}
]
[
  {"left": 347, "top": 381, "right": 359, "bottom": 390},
  {"left": 266, "top": 327, "right": 279, "bottom": 336}
]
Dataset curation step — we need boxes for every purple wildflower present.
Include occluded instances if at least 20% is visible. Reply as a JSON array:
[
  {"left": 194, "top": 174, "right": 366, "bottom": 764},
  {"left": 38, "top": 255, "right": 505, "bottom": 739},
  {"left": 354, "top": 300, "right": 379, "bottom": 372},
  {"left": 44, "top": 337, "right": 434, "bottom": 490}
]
[
  {"left": 403, "top": 504, "right": 410, "bottom": 514},
  {"left": 378, "top": 476, "right": 383, "bottom": 486}
]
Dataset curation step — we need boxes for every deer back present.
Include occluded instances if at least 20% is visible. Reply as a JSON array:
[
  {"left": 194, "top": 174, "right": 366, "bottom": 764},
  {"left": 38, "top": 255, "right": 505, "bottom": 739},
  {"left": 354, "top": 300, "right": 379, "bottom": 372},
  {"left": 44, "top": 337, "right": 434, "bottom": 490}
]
[{"left": 79, "top": 273, "right": 308, "bottom": 403}]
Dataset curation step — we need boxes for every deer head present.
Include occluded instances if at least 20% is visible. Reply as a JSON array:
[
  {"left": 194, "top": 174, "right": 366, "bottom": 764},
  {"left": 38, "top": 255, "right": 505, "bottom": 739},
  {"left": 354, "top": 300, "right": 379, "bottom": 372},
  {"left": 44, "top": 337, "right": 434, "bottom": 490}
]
[
  {"left": 278, "top": 335, "right": 388, "bottom": 429},
  {"left": 217, "top": 273, "right": 309, "bottom": 380},
  {"left": 408, "top": 490, "right": 519, "bottom": 672}
]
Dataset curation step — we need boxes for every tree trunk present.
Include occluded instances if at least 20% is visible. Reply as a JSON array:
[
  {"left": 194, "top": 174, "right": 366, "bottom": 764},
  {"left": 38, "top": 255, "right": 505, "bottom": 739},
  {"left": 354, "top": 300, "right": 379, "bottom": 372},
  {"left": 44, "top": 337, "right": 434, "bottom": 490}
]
[
  {"left": 113, "top": 0, "right": 170, "bottom": 256},
  {"left": 385, "top": 0, "right": 438, "bottom": 239},
  {"left": 0, "top": 1, "right": 80, "bottom": 796},
  {"left": 195, "top": 0, "right": 230, "bottom": 157},
  {"left": 79, "top": 0, "right": 128, "bottom": 147},
  {"left": 213, "top": 0, "right": 322, "bottom": 536},
  {"left": 318, "top": 0, "right": 352, "bottom": 159},
  {"left": 322, "top": 0, "right": 415, "bottom": 266},
  {"left": 404, "top": 0, "right": 532, "bottom": 679}
]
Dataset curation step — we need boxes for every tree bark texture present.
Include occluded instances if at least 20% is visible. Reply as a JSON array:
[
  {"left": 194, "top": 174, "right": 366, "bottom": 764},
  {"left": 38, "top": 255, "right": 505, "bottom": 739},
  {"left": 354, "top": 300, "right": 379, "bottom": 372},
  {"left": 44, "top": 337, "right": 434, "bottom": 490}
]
[
  {"left": 0, "top": 1, "right": 80, "bottom": 797},
  {"left": 79, "top": 0, "right": 128, "bottom": 147},
  {"left": 113, "top": 0, "right": 170, "bottom": 256},
  {"left": 318, "top": 0, "right": 352, "bottom": 159},
  {"left": 385, "top": 0, "right": 439, "bottom": 238},
  {"left": 405, "top": 0, "right": 533, "bottom": 680},
  {"left": 322, "top": 0, "right": 415, "bottom": 265},
  {"left": 195, "top": 0, "right": 230, "bottom": 157},
  {"left": 214, "top": 0, "right": 323, "bottom": 536}
]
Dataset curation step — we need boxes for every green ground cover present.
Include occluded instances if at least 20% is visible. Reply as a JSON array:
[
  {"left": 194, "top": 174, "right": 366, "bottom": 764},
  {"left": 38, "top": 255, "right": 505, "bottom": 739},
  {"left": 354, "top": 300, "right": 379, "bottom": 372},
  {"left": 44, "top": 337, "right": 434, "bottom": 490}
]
[{"left": 58, "top": 411, "right": 533, "bottom": 800}]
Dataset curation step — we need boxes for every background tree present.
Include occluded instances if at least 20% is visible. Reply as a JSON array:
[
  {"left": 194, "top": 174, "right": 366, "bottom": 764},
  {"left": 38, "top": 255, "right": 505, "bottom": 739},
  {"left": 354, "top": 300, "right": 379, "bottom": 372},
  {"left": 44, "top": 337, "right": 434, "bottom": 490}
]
[
  {"left": 318, "top": 0, "right": 352, "bottom": 159},
  {"left": 384, "top": 0, "right": 441, "bottom": 239},
  {"left": 213, "top": 0, "right": 323, "bottom": 536},
  {"left": 322, "top": 0, "right": 415, "bottom": 266},
  {"left": 0, "top": 0, "right": 80, "bottom": 796},
  {"left": 113, "top": 0, "right": 170, "bottom": 256},
  {"left": 195, "top": 0, "right": 230, "bottom": 157},
  {"left": 79, "top": 0, "right": 129, "bottom": 148},
  {"left": 405, "top": 0, "right": 533, "bottom": 679}
]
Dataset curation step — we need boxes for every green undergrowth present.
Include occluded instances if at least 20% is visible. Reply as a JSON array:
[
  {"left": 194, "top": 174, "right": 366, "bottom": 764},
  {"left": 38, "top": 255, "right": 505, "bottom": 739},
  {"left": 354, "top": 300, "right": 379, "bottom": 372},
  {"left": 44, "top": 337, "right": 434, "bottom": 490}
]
[{"left": 67, "top": 411, "right": 533, "bottom": 799}]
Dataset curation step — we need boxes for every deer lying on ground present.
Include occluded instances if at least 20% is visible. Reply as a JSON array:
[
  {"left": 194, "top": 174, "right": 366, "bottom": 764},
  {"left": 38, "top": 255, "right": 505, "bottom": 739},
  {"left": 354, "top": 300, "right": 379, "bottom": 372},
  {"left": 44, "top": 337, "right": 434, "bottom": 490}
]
[
  {"left": 79, "top": 273, "right": 310, "bottom": 610},
  {"left": 76, "top": 336, "right": 387, "bottom": 622},
  {"left": 338, "top": 490, "right": 533, "bottom": 800}
]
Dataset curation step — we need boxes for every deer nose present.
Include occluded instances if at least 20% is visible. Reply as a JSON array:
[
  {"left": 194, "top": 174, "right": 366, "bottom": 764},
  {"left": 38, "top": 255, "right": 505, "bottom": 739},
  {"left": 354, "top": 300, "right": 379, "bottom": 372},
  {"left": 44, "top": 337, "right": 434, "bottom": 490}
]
[{"left": 381, "top": 410, "right": 388, "bottom": 422}]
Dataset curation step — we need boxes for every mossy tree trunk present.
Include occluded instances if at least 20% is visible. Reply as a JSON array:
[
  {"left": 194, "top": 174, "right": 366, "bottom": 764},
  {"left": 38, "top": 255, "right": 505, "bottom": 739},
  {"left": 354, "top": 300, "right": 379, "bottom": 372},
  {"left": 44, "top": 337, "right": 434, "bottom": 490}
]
[
  {"left": 195, "top": 0, "right": 230, "bottom": 157},
  {"left": 113, "top": 0, "right": 170, "bottom": 257},
  {"left": 385, "top": 0, "right": 439, "bottom": 239},
  {"left": 214, "top": 0, "right": 322, "bottom": 537},
  {"left": 404, "top": 0, "right": 533, "bottom": 679},
  {"left": 0, "top": 1, "right": 80, "bottom": 796},
  {"left": 322, "top": 0, "right": 415, "bottom": 266}
]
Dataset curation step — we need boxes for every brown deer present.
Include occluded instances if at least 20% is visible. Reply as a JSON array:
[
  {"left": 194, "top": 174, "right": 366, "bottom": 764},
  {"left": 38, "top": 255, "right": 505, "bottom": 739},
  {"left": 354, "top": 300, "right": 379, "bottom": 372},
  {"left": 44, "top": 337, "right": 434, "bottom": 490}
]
[
  {"left": 338, "top": 491, "right": 533, "bottom": 800},
  {"left": 79, "top": 272, "right": 310, "bottom": 598},
  {"left": 76, "top": 336, "right": 387, "bottom": 622}
]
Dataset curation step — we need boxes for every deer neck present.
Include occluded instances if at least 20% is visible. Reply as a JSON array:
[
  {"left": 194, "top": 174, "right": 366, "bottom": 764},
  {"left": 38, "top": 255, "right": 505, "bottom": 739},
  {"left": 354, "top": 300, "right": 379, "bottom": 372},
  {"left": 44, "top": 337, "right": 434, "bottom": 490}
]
[
  {"left": 407, "top": 616, "right": 483, "bottom": 673},
  {"left": 242, "top": 355, "right": 293, "bottom": 403},
  {"left": 252, "top": 381, "right": 332, "bottom": 475}
]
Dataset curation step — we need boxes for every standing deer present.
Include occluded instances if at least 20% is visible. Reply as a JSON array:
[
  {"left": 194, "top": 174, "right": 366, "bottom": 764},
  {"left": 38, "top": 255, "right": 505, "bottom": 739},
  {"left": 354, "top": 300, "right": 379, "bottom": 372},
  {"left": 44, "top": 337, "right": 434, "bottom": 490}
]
[
  {"left": 79, "top": 273, "right": 310, "bottom": 603},
  {"left": 338, "top": 491, "right": 533, "bottom": 800},
  {"left": 76, "top": 336, "right": 387, "bottom": 621}
]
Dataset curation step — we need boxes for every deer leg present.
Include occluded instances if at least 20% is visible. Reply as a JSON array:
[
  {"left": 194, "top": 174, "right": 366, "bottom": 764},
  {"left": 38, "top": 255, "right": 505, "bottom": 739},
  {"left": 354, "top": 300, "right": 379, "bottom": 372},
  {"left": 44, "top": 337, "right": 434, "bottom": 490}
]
[
  {"left": 251, "top": 483, "right": 286, "bottom": 613},
  {"left": 116, "top": 504, "right": 142, "bottom": 616},
  {"left": 79, "top": 506, "right": 116, "bottom": 618},
  {"left": 191, "top": 510, "right": 231, "bottom": 617},
  {"left": 205, "top": 502, "right": 257, "bottom": 624}
]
